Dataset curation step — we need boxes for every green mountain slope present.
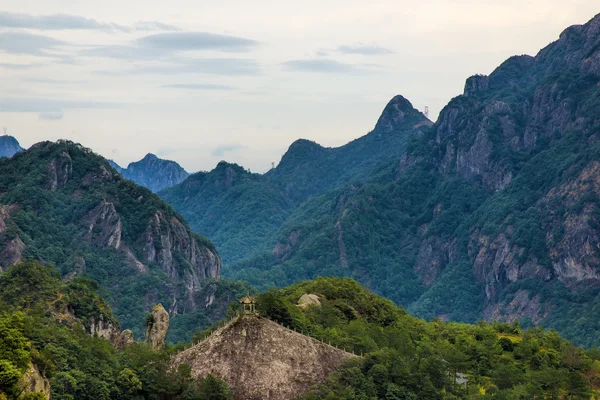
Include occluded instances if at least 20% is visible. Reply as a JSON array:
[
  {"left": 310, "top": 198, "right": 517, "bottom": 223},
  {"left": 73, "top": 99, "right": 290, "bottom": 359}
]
[
  {"left": 160, "top": 96, "right": 431, "bottom": 264},
  {"left": 160, "top": 161, "right": 293, "bottom": 264},
  {"left": 227, "top": 13, "right": 600, "bottom": 347},
  {"left": 0, "top": 140, "right": 221, "bottom": 337}
]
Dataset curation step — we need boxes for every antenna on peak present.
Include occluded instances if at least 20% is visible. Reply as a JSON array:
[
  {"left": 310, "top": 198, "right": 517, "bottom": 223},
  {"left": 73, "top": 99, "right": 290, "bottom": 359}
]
[
  {"left": 271, "top": 162, "right": 275, "bottom": 170},
  {"left": 424, "top": 106, "right": 429, "bottom": 119},
  {"left": 2, "top": 127, "right": 7, "bottom": 135}
]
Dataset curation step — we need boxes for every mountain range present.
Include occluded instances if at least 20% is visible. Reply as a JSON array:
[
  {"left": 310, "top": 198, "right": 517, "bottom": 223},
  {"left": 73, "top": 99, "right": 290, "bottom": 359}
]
[
  {"left": 159, "top": 13, "right": 600, "bottom": 347},
  {"left": 1, "top": 13, "right": 600, "bottom": 349}
]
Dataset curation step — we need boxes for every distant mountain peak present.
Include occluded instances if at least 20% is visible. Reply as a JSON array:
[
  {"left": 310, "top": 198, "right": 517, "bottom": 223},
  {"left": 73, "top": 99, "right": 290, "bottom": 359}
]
[
  {"left": 0, "top": 135, "right": 24, "bottom": 158},
  {"left": 113, "top": 153, "right": 189, "bottom": 192},
  {"left": 374, "top": 94, "right": 431, "bottom": 134},
  {"left": 385, "top": 94, "right": 416, "bottom": 111},
  {"left": 141, "top": 153, "right": 159, "bottom": 161}
]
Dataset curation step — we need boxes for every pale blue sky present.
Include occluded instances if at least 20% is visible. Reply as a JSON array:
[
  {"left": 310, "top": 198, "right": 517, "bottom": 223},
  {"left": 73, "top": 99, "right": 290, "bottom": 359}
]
[{"left": 0, "top": 0, "right": 598, "bottom": 172}]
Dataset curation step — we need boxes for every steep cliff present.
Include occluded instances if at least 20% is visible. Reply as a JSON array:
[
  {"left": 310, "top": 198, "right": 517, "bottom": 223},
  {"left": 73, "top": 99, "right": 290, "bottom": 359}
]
[
  {"left": 172, "top": 315, "right": 356, "bottom": 400},
  {"left": 0, "top": 140, "right": 221, "bottom": 336},
  {"left": 110, "top": 153, "right": 189, "bottom": 192}
]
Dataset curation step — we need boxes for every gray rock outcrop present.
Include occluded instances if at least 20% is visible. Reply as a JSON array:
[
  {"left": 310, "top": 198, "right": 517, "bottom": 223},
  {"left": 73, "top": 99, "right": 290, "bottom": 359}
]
[
  {"left": 145, "top": 304, "right": 169, "bottom": 350},
  {"left": 172, "top": 315, "right": 356, "bottom": 400}
]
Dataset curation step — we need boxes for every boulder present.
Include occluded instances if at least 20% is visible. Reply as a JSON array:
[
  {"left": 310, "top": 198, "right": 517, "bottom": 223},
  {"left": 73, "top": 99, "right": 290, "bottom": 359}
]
[{"left": 297, "top": 294, "right": 321, "bottom": 309}]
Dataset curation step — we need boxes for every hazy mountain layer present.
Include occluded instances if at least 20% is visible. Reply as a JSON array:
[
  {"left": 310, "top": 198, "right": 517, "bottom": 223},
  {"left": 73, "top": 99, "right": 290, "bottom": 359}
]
[
  {"left": 0, "top": 135, "right": 24, "bottom": 158},
  {"left": 110, "top": 153, "right": 189, "bottom": 192}
]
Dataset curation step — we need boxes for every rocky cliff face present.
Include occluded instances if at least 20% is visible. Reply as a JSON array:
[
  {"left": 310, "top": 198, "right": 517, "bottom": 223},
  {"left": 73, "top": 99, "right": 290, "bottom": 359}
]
[
  {"left": 172, "top": 315, "right": 355, "bottom": 400},
  {"left": 0, "top": 135, "right": 23, "bottom": 158},
  {"left": 111, "top": 153, "right": 189, "bottom": 192}
]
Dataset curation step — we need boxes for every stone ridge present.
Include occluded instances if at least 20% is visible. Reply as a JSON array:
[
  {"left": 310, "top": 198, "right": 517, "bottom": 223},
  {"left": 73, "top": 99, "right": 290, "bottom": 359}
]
[{"left": 172, "top": 315, "right": 357, "bottom": 400}]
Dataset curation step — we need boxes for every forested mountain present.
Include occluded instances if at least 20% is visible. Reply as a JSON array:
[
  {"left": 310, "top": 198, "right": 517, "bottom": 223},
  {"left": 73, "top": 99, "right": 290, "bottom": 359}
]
[
  {"left": 0, "top": 140, "right": 221, "bottom": 337},
  {"left": 160, "top": 96, "right": 431, "bottom": 263},
  {"left": 109, "top": 153, "right": 189, "bottom": 193},
  {"left": 171, "top": 14, "right": 600, "bottom": 347},
  {"left": 160, "top": 161, "right": 294, "bottom": 264},
  {"left": 0, "top": 135, "right": 24, "bottom": 158}
]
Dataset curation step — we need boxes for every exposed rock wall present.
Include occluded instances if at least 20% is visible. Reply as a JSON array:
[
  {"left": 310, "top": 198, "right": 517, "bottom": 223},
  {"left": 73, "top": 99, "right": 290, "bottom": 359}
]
[
  {"left": 20, "top": 363, "right": 51, "bottom": 400},
  {"left": 172, "top": 315, "right": 356, "bottom": 400},
  {"left": 89, "top": 315, "right": 120, "bottom": 342}
]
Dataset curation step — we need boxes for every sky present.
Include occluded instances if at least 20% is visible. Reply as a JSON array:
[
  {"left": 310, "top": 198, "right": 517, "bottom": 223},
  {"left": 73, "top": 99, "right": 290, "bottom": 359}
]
[{"left": 0, "top": 1, "right": 598, "bottom": 173}]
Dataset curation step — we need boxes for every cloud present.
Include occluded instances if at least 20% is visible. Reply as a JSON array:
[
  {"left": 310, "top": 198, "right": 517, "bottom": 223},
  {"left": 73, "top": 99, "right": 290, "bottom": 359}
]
[
  {"left": 161, "top": 83, "right": 234, "bottom": 90},
  {"left": 95, "top": 58, "right": 261, "bottom": 76},
  {"left": 212, "top": 144, "right": 247, "bottom": 157},
  {"left": 81, "top": 45, "right": 155, "bottom": 60},
  {"left": 81, "top": 32, "right": 259, "bottom": 65},
  {"left": 136, "top": 32, "right": 259, "bottom": 52},
  {"left": 282, "top": 59, "right": 361, "bottom": 73},
  {"left": 0, "top": 62, "right": 44, "bottom": 70},
  {"left": 38, "top": 112, "right": 64, "bottom": 120},
  {"left": 0, "top": 31, "right": 65, "bottom": 56},
  {"left": 336, "top": 43, "right": 393, "bottom": 55},
  {"left": 0, "top": 97, "right": 125, "bottom": 113},
  {"left": 0, "top": 11, "right": 129, "bottom": 31},
  {"left": 0, "top": 12, "right": 180, "bottom": 32},
  {"left": 134, "top": 21, "right": 181, "bottom": 31},
  {"left": 23, "top": 78, "right": 87, "bottom": 84}
]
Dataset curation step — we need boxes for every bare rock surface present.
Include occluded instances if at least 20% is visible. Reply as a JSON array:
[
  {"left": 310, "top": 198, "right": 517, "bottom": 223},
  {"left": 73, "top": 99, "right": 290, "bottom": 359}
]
[
  {"left": 145, "top": 304, "right": 169, "bottom": 350},
  {"left": 115, "top": 329, "right": 135, "bottom": 349},
  {"left": 297, "top": 294, "right": 321, "bottom": 309},
  {"left": 172, "top": 315, "right": 355, "bottom": 400},
  {"left": 21, "top": 363, "right": 50, "bottom": 399}
]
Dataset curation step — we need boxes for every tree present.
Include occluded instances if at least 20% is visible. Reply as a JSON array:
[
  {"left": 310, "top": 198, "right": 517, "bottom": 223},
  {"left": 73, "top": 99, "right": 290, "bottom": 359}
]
[
  {"left": 0, "top": 360, "right": 22, "bottom": 398},
  {"left": 197, "top": 374, "right": 232, "bottom": 400}
]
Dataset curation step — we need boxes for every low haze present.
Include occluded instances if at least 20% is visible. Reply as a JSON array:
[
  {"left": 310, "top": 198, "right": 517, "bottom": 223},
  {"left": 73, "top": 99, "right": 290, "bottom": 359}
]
[{"left": 0, "top": 0, "right": 598, "bottom": 172}]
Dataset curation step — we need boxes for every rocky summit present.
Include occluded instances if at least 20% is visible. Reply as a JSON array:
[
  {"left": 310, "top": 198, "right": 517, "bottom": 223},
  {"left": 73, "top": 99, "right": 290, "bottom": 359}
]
[
  {"left": 172, "top": 315, "right": 356, "bottom": 400},
  {"left": 110, "top": 153, "right": 189, "bottom": 192}
]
